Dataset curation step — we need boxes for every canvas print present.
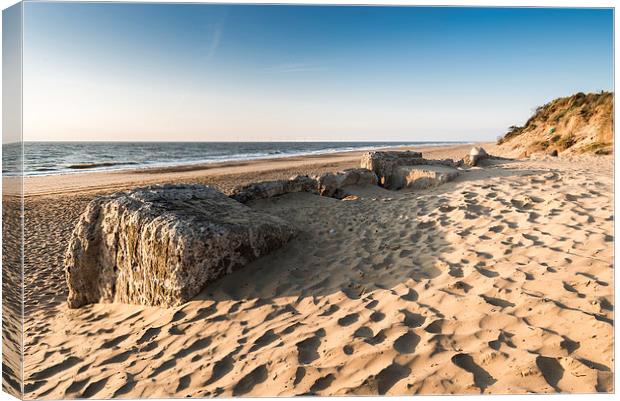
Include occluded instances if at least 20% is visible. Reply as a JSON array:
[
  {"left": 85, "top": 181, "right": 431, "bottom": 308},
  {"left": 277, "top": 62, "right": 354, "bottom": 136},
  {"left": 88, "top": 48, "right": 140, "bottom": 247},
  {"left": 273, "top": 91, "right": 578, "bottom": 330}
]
[{"left": 1, "top": 1, "right": 614, "bottom": 399}]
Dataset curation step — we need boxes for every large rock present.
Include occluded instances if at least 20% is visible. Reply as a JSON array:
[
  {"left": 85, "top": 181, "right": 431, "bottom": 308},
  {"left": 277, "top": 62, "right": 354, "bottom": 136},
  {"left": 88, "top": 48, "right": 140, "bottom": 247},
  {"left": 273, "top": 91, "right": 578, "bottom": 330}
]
[
  {"left": 315, "top": 168, "right": 378, "bottom": 198},
  {"left": 360, "top": 150, "right": 456, "bottom": 189},
  {"left": 230, "top": 175, "right": 317, "bottom": 203},
  {"left": 393, "top": 165, "right": 459, "bottom": 190},
  {"left": 230, "top": 169, "right": 378, "bottom": 202},
  {"left": 65, "top": 184, "right": 296, "bottom": 308},
  {"left": 464, "top": 146, "right": 490, "bottom": 166}
]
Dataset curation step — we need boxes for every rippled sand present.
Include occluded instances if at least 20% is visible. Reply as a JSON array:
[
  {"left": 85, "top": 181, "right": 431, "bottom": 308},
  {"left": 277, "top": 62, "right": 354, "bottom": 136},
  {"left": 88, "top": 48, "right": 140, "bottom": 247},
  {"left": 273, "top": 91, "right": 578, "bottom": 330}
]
[{"left": 15, "top": 145, "right": 613, "bottom": 397}]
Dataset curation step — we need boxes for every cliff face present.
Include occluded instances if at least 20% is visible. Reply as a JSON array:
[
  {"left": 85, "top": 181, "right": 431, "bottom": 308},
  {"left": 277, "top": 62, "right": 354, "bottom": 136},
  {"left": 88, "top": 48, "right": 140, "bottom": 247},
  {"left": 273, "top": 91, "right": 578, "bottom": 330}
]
[{"left": 497, "top": 92, "right": 613, "bottom": 157}]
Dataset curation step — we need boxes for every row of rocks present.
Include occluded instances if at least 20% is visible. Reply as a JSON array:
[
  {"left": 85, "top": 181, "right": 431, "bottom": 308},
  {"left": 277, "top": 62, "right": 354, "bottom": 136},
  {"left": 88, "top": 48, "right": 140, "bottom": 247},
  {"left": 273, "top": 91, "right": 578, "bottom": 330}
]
[
  {"left": 229, "top": 175, "right": 318, "bottom": 203},
  {"left": 360, "top": 150, "right": 459, "bottom": 190},
  {"left": 391, "top": 165, "right": 460, "bottom": 190},
  {"left": 65, "top": 147, "right": 492, "bottom": 309},
  {"left": 66, "top": 168, "right": 383, "bottom": 309},
  {"left": 230, "top": 168, "right": 378, "bottom": 203}
]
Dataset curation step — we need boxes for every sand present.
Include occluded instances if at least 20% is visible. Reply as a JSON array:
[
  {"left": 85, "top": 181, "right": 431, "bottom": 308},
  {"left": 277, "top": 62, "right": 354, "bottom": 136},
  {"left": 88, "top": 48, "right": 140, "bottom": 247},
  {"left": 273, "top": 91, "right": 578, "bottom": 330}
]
[{"left": 10, "top": 143, "right": 614, "bottom": 397}]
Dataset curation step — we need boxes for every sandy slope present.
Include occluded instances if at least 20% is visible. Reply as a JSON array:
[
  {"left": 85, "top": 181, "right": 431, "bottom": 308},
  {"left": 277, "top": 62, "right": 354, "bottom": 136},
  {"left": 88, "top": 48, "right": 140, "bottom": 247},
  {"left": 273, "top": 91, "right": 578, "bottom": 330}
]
[
  {"left": 497, "top": 92, "right": 613, "bottom": 158},
  {"left": 18, "top": 146, "right": 613, "bottom": 398}
]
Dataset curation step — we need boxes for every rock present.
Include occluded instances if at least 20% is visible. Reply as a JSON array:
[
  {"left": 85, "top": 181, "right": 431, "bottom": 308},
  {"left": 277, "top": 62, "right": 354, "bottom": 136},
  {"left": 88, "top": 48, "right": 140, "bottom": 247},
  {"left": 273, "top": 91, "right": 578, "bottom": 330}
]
[
  {"left": 464, "top": 146, "right": 490, "bottom": 166},
  {"left": 230, "top": 175, "right": 317, "bottom": 203},
  {"left": 549, "top": 149, "right": 559, "bottom": 157},
  {"left": 392, "top": 165, "right": 460, "bottom": 190},
  {"left": 230, "top": 169, "right": 377, "bottom": 202},
  {"left": 360, "top": 150, "right": 424, "bottom": 188},
  {"left": 471, "top": 146, "right": 488, "bottom": 157},
  {"left": 65, "top": 184, "right": 296, "bottom": 308},
  {"left": 315, "top": 168, "right": 378, "bottom": 198},
  {"left": 431, "top": 158, "right": 460, "bottom": 167}
]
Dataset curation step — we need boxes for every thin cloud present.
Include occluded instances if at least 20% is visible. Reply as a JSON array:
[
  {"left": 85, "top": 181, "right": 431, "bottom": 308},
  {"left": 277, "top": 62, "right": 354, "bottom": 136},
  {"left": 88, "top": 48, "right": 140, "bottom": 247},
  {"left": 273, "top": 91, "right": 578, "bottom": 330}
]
[
  {"left": 205, "top": 21, "right": 223, "bottom": 60},
  {"left": 264, "top": 62, "right": 328, "bottom": 73},
  {"left": 203, "top": 11, "right": 226, "bottom": 62}
]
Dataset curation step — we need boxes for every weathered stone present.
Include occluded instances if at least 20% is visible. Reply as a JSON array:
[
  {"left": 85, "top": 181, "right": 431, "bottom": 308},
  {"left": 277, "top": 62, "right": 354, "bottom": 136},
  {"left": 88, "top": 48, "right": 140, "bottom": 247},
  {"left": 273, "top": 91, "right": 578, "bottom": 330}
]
[
  {"left": 429, "top": 159, "right": 459, "bottom": 168},
  {"left": 393, "top": 165, "right": 459, "bottom": 190},
  {"left": 360, "top": 150, "right": 423, "bottom": 186},
  {"left": 471, "top": 146, "right": 488, "bottom": 157},
  {"left": 65, "top": 184, "right": 296, "bottom": 308},
  {"left": 230, "top": 175, "right": 317, "bottom": 203},
  {"left": 315, "top": 168, "right": 378, "bottom": 198},
  {"left": 464, "top": 146, "right": 490, "bottom": 166}
]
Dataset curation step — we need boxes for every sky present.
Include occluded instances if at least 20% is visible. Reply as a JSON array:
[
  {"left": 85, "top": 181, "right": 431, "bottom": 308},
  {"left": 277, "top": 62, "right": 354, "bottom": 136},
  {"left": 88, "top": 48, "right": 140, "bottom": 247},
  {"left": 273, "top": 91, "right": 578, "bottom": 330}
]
[{"left": 18, "top": 3, "right": 614, "bottom": 142}]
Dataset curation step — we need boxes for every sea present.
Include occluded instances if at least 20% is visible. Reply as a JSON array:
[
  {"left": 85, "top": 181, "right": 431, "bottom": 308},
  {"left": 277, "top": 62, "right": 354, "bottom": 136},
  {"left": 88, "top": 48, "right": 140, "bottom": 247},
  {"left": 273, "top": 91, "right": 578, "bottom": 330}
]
[{"left": 2, "top": 141, "right": 467, "bottom": 176}]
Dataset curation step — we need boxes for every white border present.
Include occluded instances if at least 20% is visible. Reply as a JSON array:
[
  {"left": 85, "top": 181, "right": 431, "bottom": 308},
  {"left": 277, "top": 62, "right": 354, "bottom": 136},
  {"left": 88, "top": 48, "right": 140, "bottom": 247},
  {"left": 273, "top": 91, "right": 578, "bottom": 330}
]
[{"left": 0, "top": 1, "right": 616, "bottom": 401}]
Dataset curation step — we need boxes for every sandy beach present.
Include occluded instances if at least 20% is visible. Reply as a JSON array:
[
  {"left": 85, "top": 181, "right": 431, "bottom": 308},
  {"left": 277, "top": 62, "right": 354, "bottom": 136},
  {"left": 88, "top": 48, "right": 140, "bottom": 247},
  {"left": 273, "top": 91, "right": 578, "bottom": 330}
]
[{"left": 13, "top": 143, "right": 614, "bottom": 397}]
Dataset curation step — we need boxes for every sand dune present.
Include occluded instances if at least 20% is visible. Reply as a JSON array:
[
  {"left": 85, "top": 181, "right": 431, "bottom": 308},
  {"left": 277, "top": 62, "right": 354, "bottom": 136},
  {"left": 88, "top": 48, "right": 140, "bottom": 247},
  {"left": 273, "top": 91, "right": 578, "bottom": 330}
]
[{"left": 17, "top": 145, "right": 613, "bottom": 397}]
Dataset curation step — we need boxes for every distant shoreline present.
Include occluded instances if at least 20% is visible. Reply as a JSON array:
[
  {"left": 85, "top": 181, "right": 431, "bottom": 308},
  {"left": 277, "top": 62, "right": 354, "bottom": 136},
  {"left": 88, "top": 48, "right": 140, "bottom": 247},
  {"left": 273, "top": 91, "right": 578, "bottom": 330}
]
[
  {"left": 17, "top": 142, "right": 489, "bottom": 197},
  {"left": 4, "top": 141, "right": 473, "bottom": 178}
]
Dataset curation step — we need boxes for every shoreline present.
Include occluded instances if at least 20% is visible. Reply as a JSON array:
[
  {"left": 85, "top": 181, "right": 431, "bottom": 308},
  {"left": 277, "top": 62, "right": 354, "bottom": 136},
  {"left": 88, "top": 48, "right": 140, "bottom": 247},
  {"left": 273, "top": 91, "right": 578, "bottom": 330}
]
[
  {"left": 11, "top": 141, "right": 472, "bottom": 178},
  {"left": 21, "top": 142, "right": 490, "bottom": 197}
]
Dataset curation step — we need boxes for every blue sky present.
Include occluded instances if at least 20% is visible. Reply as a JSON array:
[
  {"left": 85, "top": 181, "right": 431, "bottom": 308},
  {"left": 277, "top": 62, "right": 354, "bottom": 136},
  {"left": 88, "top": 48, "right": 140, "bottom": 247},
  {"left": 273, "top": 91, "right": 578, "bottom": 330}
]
[{"left": 22, "top": 3, "right": 613, "bottom": 141}]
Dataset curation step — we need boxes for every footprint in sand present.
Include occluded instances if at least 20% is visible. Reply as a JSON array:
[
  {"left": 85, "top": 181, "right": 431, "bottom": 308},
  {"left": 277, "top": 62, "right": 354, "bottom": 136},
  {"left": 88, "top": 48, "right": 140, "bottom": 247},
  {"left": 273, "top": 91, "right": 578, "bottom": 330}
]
[
  {"left": 186, "top": 304, "right": 218, "bottom": 323},
  {"left": 293, "top": 367, "right": 305, "bottom": 385},
  {"left": 171, "top": 310, "right": 187, "bottom": 322},
  {"left": 29, "top": 356, "right": 82, "bottom": 381},
  {"left": 562, "top": 281, "right": 585, "bottom": 298},
  {"left": 401, "top": 310, "right": 426, "bottom": 328},
  {"left": 488, "top": 225, "right": 504, "bottom": 233},
  {"left": 64, "top": 378, "right": 90, "bottom": 396},
  {"left": 232, "top": 365, "right": 268, "bottom": 396},
  {"left": 372, "top": 362, "right": 411, "bottom": 395},
  {"left": 175, "top": 374, "right": 192, "bottom": 392},
  {"left": 353, "top": 326, "right": 374, "bottom": 339},
  {"left": 250, "top": 329, "right": 280, "bottom": 352},
  {"left": 424, "top": 319, "right": 444, "bottom": 334},
  {"left": 560, "top": 336, "right": 580, "bottom": 355},
  {"left": 204, "top": 348, "right": 240, "bottom": 385},
  {"left": 448, "top": 265, "right": 464, "bottom": 278},
  {"left": 365, "top": 299, "right": 379, "bottom": 309},
  {"left": 319, "top": 304, "right": 339, "bottom": 316},
  {"left": 536, "top": 356, "right": 564, "bottom": 392},
  {"left": 393, "top": 331, "right": 420, "bottom": 354},
  {"left": 400, "top": 288, "right": 419, "bottom": 302},
  {"left": 137, "top": 327, "right": 161, "bottom": 345},
  {"left": 99, "top": 349, "right": 135, "bottom": 366},
  {"left": 488, "top": 330, "right": 516, "bottom": 350},
  {"left": 297, "top": 329, "right": 325, "bottom": 364},
  {"left": 101, "top": 333, "right": 131, "bottom": 349},
  {"left": 81, "top": 377, "right": 109, "bottom": 398},
  {"left": 474, "top": 265, "right": 499, "bottom": 278},
  {"left": 451, "top": 353, "right": 496, "bottom": 393},
  {"left": 337, "top": 313, "right": 359, "bottom": 326},
  {"left": 174, "top": 337, "right": 212, "bottom": 359},
  {"left": 370, "top": 311, "right": 386, "bottom": 322},
  {"left": 479, "top": 294, "right": 515, "bottom": 309},
  {"left": 309, "top": 374, "right": 336, "bottom": 393},
  {"left": 149, "top": 358, "right": 176, "bottom": 378},
  {"left": 24, "top": 380, "right": 47, "bottom": 394}
]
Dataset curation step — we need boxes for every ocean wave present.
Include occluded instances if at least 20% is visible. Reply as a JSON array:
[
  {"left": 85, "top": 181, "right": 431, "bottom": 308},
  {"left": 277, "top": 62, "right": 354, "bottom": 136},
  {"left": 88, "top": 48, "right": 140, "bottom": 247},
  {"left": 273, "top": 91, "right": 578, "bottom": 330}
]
[
  {"left": 66, "top": 161, "right": 139, "bottom": 170},
  {"left": 16, "top": 141, "right": 470, "bottom": 176}
]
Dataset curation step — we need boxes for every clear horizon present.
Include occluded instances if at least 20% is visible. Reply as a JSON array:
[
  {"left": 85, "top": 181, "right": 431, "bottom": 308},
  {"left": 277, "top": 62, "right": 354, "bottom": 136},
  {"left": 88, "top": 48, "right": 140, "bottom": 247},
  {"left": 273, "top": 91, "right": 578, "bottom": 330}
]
[
  {"left": 16, "top": 3, "right": 615, "bottom": 142},
  {"left": 12, "top": 139, "right": 474, "bottom": 143}
]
